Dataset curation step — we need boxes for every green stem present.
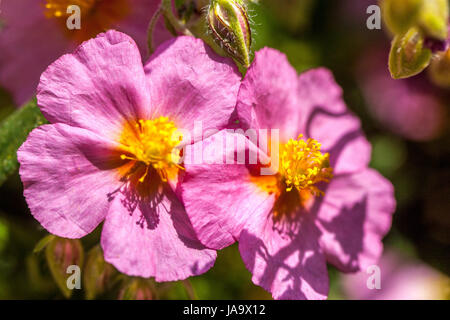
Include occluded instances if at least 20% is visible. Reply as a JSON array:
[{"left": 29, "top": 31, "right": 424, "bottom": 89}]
[
  {"left": 182, "top": 279, "right": 197, "bottom": 300},
  {"left": 147, "top": 4, "right": 164, "bottom": 53},
  {"left": 161, "top": 0, "right": 194, "bottom": 36}
]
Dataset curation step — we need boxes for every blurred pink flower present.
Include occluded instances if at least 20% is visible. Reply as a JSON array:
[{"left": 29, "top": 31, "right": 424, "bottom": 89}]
[
  {"left": 180, "top": 48, "right": 396, "bottom": 299},
  {"left": 17, "top": 31, "right": 242, "bottom": 281},
  {"left": 0, "top": 0, "right": 171, "bottom": 106},
  {"left": 358, "top": 48, "right": 447, "bottom": 141},
  {"left": 341, "top": 249, "right": 450, "bottom": 300}
]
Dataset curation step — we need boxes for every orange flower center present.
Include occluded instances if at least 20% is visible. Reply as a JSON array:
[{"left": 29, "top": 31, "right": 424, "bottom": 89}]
[
  {"left": 278, "top": 134, "right": 333, "bottom": 195},
  {"left": 252, "top": 134, "right": 333, "bottom": 219},
  {"left": 42, "top": 0, "right": 130, "bottom": 42},
  {"left": 43, "top": 0, "right": 96, "bottom": 18},
  {"left": 118, "top": 117, "right": 184, "bottom": 185}
]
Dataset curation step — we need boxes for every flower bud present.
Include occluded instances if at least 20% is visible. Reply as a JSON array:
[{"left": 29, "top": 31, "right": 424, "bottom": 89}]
[
  {"left": 207, "top": 0, "right": 252, "bottom": 67},
  {"left": 45, "top": 236, "right": 84, "bottom": 298},
  {"left": 382, "top": 0, "right": 449, "bottom": 40},
  {"left": 381, "top": 0, "right": 422, "bottom": 35},
  {"left": 83, "top": 245, "right": 117, "bottom": 300},
  {"left": 419, "top": 0, "right": 449, "bottom": 40},
  {"left": 389, "top": 27, "right": 432, "bottom": 79},
  {"left": 118, "top": 278, "right": 154, "bottom": 300},
  {"left": 429, "top": 50, "right": 450, "bottom": 88}
]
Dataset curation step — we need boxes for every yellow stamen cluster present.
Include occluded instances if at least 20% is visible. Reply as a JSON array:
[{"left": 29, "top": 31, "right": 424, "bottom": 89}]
[
  {"left": 120, "top": 117, "right": 183, "bottom": 183},
  {"left": 43, "top": 0, "right": 96, "bottom": 18},
  {"left": 279, "top": 134, "right": 333, "bottom": 195}
]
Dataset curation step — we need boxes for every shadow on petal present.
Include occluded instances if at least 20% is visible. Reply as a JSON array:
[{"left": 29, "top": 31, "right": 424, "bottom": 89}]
[{"left": 240, "top": 213, "right": 328, "bottom": 299}]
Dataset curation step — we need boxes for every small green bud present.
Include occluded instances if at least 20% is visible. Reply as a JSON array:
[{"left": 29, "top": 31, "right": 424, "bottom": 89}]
[
  {"left": 118, "top": 278, "right": 154, "bottom": 300},
  {"left": 381, "top": 0, "right": 422, "bottom": 35},
  {"left": 419, "top": 0, "right": 449, "bottom": 40},
  {"left": 429, "top": 50, "right": 450, "bottom": 88},
  {"left": 207, "top": 0, "right": 252, "bottom": 67},
  {"left": 389, "top": 27, "right": 432, "bottom": 79},
  {"left": 83, "top": 245, "right": 117, "bottom": 300},
  {"left": 45, "top": 237, "right": 84, "bottom": 298},
  {"left": 382, "top": 0, "right": 449, "bottom": 40}
]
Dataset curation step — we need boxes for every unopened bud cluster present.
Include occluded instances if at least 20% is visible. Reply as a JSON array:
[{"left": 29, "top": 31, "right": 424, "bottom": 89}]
[{"left": 381, "top": 0, "right": 449, "bottom": 79}]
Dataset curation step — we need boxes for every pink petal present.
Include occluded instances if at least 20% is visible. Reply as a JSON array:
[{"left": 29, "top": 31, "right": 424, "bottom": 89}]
[
  {"left": 17, "top": 124, "right": 123, "bottom": 238},
  {"left": 37, "top": 30, "right": 151, "bottom": 139},
  {"left": 235, "top": 51, "right": 370, "bottom": 175},
  {"left": 297, "top": 68, "right": 371, "bottom": 175},
  {"left": 306, "top": 109, "right": 371, "bottom": 175},
  {"left": 315, "top": 169, "right": 396, "bottom": 272},
  {"left": 239, "top": 212, "right": 329, "bottom": 300},
  {"left": 181, "top": 131, "right": 275, "bottom": 250},
  {"left": 101, "top": 185, "right": 217, "bottom": 281},
  {"left": 236, "top": 48, "right": 301, "bottom": 141},
  {"left": 297, "top": 68, "right": 346, "bottom": 120},
  {"left": 144, "top": 36, "right": 241, "bottom": 134}
]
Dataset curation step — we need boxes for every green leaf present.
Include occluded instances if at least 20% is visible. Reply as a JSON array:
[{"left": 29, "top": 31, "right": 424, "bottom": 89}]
[
  {"left": 33, "top": 234, "right": 55, "bottom": 253},
  {"left": 174, "top": 0, "right": 185, "bottom": 9},
  {"left": 0, "top": 99, "right": 47, "bottom": 186},
  {"left": 389, "top": 27, "right": 432, "bottom": 79}
]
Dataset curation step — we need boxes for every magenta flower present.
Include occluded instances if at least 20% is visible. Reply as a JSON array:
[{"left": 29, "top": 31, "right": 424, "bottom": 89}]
[
  {"left": 0, "top": 0, "right": 171, "bottom": 106},
  {"left": 357, "top": 48, "right": 446, "bottom": 142},
  {"left": 17, "top": 31, "right": 242, "bottom": 281},
  {"left": 341, "top": 250, "right": 450, "bottom": 300},
  {"left": 180, "top": 49, "right": 396, "bottom": 299}
]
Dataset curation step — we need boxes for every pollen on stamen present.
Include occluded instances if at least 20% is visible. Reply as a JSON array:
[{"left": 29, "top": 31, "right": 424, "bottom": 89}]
[
  {"left": 43, "top": 0, "right": 96, "bottom": 19},
  {"left": 279, "top": 134, "right": 333, "bottom": 196},
  {"left": 119, "top": 116, "right": 184, "bottom": 183}
]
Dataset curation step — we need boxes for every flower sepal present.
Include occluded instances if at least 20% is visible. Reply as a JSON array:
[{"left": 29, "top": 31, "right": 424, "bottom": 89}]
[
  {"left": 382, "top": 0, "right": 448, "bottom": 40},
  {"left": 44, "top": 236, "right": 84, "bottom": 298},
  {"left": 429, "top": 50, "right": 450, "bottom": 88},
  {"left": 83, "top": 245, "right": 118, "bottom": 300},
  {"left": 389, "top": 27, "right": 432, "bottom": 79},
  {"left": 207, "top": 0, "right": 252, "bottom": 67},
  {"left": 118, "top": 278, "right": 155, "bottom": 300}
]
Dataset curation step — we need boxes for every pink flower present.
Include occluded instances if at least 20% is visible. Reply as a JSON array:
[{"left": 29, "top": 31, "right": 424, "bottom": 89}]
[
  {"left": 180, "top": 49, "right": 396, "bottom": 299},
  {"left": 0, "top": 0, "right": 171, "bottom": 106},
  {"left": 17, "top": 31, "right": 242, "bottom": 281},
  {"left": 357, "top": 48, "right": 447, "bottom": 142},
  {"left": 341, "top": 250, "right": 450, "bottom": 300}
]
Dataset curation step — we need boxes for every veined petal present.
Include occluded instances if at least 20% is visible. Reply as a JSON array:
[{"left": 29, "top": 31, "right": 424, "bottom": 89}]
[
  {"left": 296, "top": 68, "right": 371, "bottom": 175},
  {"left": 101, "top": 185, "right": 217, "bottom": 281},
  {"left": 236, "top": 48, "right": 301, "bottom": 141},
  {"left": 37, "top": 30, "right": 151, "bottom": 139},
  {"left": 181, "top": 131, "right": 275, "bottom": 250},
  {"left": 18, "top": 123, "right": 123, "bottom": 238},
  {"left": 239, "top": 212, "right": 329, "bottom": 300},
  {"left": 315, "top": 169, "right": 396, "bottom": 272},
  {"left": 144, "top": 36, "right": 241, "bottom": 135}
]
